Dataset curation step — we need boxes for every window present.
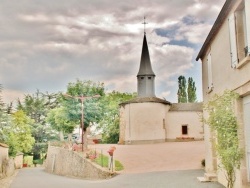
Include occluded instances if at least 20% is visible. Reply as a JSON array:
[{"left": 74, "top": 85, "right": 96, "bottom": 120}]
[
  {"left": 228, "top": 1, "right": 250, "bottom": 68},
  {"left": 228, "top": 13, "right": 238, "bottom": 67},
  {"left": 148, "top": 77, "right": 151, "bottom": 79},
  {"left": 141, "top": 77, "right": 144, "bottom": 79},
  {"left": 182, "top": 125, "right": 188, "bottom": 135}
]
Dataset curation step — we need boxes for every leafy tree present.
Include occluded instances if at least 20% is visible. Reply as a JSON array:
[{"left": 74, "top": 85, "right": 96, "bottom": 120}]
[
  {"left": 62, "top": 79, "right": 105, "bottom": 148},
  {"left": 187, "top": 77, "right": 197, "bottom": 102},
  {"left": 177, "top": 76, "right": 187, "bottom": 103},
  {"left": 17, "top": 90, "right": 60, "bottom": 158},
  {"left": 0, "top": 85, "right": 13, "bottom": 143},
  {"left": 46, "top": 107, "right": 76, "bottom": 141},
  {"left": 177, "top": 76, "right": 197, "bottom": 103},
  {"left": 98, "top": 91, "right": 136, "bottom": 143},
  {"left": 6, "top": 110, "right": 35, "bottom": 156},
  {"left": 204, "top": 90, "right": 243, "bottom": 188}
]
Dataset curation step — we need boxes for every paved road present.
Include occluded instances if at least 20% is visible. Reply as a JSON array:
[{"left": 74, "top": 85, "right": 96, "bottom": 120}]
[{"left": 10, "top": 167, "right": 224, "bottom": 188}]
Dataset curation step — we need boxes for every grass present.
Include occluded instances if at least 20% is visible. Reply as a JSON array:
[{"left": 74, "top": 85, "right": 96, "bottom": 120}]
[{"left": 94, "top": 153, "right": 124, "bottom": 171}]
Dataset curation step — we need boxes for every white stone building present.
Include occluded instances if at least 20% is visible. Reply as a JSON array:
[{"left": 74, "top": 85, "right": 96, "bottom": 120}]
[
  {"left": 196, "top": 0, "right": 250, "bottom": 187},
  {"left": 119, "top": 33, "right": 203, "bottom": 145}
]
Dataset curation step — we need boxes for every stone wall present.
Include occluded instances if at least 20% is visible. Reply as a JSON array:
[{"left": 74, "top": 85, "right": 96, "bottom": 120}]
[
  {"left": 45, "top": 145, "right": 112, "bottom": 180},
  {"left": 14, "top": 153, "right": 23, "bottom": 169},
  {"left": 0, "top": 144, "right": 15, "bottom": 179},
  {"left": 0, "top": 158, "right": 15, "bottom": 179}
]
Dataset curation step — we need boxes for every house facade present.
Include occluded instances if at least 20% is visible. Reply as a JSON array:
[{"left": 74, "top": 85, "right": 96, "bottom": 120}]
[{"left": 196, "top": 0, "right": 250, "bottom": 187}]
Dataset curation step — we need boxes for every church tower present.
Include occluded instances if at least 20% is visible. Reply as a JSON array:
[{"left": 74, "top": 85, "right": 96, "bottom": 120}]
[{"left": 137, "top": 33, "right": 156, "bottom": 97}]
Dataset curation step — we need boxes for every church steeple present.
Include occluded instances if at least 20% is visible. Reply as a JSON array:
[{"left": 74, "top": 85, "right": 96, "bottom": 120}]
[{"left": 137, "top": 32, "right": 156, "bottom": 97}]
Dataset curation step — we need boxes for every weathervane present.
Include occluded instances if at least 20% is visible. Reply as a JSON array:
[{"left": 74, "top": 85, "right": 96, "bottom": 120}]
[{"left": 142, "top": 16, "right": 148, "bottom": 34}]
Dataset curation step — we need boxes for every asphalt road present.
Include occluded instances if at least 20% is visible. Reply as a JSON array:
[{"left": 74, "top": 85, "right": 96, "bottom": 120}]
[{"left": 10, "top": 167, "right": 224, "bottom": 188}]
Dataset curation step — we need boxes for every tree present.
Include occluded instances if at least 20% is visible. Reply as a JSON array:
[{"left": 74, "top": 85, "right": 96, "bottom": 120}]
[
  {"left": 17, "top": 90, "right": 60, "bottom": 159},
  {"left": 177, "top": 76, "right": 197, "bottom": 103},
  {"left": 46, "top": 107, "right": 76, "bottom": 141},
  {"left": 0, "top": 85, "right": 12, "bottom": 142},
  {"left": 62, "top": 79, "right": 105, "bottom": 148},
  {"left": 98, "top": 91, "right": 136, "bottom": 143},
  {"left": 187, "top": 77, "right": 197, "bottom": 102},
  {"left": 6, "top": 110, "right": 35, "bottom": 156},
  {"left": 204, "top": 90, "right": 243, "bottom": 188},
  {"left": 177, "top": 76, "right": 187, "bottom": 103}
]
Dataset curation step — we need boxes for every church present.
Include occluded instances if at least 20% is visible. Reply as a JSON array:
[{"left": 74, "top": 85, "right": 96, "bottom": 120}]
[{"left": 118, "top": 32, "right": 203, "bottom": 145}]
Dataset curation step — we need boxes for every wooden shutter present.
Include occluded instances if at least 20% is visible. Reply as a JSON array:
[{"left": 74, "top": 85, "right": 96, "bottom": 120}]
[
  {"left": 207, "top": 53, "right": 213, "bottom": 92},
  {"left": 228, "top": 14, "right": 238, "bottom": 67}
]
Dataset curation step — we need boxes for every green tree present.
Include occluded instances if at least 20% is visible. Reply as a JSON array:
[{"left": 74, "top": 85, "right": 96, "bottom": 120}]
[
  {"left": 62, "top": 79, "right": 105, "bottom": 148},
  {"left": 46, "top": 107, "right": 76, "bottom": 141},
  {"left": 187, "top": 77, "right": 197, "bottom": 102},
  {"left": 204, "top": 90, "right": 243, "bottom": 188},
  {"left": 98, "top": 91, "right": 136, "bottom": 143},
  {"left": 177, "top": 76, "right": 187, "bottom": 103},
  {"left": 6, "top": 110, "right": 35, "bottom": 156},
  {"left": 17, "top": 90, "right": 60, "bottom": 159}
]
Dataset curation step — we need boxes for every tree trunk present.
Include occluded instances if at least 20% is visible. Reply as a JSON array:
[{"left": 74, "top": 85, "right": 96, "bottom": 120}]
[
  {"left": 68, "top": 133, "right": 72, "bottom": 142},
  {"left": 83, "top": 131, "right": 88, "bottom": 150},
  {"left": 59, "top": 131, "right": 64, "bottom": 141}
]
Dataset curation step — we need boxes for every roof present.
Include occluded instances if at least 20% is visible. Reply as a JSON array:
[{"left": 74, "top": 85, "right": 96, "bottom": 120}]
[
  {"left": 169, "top": 102, "right": 203, "bottom": 112},
  {"left": 137, "top": 34, "right": 155, "bottom": 76},
  {"left": 120, "top": 97, "right": 171, "bottom": 105},
  {"left": 196, "top": 0, "right": 236, "bottom": 61},
  {"left": 0, "top": 143, "right": 9, "bottom": 148}
]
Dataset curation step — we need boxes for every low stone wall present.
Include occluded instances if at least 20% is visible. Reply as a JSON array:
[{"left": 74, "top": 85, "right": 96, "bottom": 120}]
[
  {"left": 45, "top": 146, "right": 112, "bottom": 180},
  {"left": 0, "top": 158, "right": 15, "bottom": 179},
  {"left": 14, "top": 153, "right": 23, "bottom": 169}
]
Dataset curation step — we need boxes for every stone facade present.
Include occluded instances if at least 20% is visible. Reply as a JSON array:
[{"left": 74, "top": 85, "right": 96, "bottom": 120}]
[{"left": 45, "top": 145, "right": 113, "bottom": 180}]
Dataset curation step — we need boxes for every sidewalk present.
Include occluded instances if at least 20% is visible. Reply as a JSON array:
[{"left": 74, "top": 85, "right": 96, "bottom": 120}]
[{"left": 89, "top": 141, "right": 205, "bottom": 174}]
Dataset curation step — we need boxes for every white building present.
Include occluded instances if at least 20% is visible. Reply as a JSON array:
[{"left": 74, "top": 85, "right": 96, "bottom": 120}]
[
  {"left": 119, "top": 33, "right": 203, "bottom": 144},
  {"left": 196, "top": 0, "right": 250, "bottom": 187}
]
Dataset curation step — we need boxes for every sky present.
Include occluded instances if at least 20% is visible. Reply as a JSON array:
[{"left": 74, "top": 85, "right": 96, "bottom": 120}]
[{"left": 0, "top": 0, "right": 226, "bottom": 104}]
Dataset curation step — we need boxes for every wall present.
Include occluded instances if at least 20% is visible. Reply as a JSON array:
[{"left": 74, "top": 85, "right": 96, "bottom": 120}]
[
  {"left": 14, "top": 153, "right": 23, "bottom": 169},
  {"left": 200, "top": 0, "right": 250, "bottom": 187},
  {"left": 166, "top": 111, "right": 203, "bottom": 141},
  {"left": 120, "top": 102, "right": 169, "bottom": 144},
  {"left": 45, "top": 146, "right": 112, "bottom": 180},
  {"left": 0, "top": 144, "right": 11, "bottom": 179}
]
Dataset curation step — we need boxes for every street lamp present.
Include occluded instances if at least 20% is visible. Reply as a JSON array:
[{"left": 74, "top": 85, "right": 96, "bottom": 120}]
[{"left": 64, "top": 94, "right": 100, "bottom": 151}]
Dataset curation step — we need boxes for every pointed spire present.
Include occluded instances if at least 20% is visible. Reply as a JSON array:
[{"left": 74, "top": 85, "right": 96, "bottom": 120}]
[{"left": 137, "top": 34, "right": 155, "bottom": 76}]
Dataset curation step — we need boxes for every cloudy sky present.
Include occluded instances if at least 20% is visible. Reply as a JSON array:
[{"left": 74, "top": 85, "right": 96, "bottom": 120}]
[{"left": 0, "top": 0, "right": 225, "bottom": 104}]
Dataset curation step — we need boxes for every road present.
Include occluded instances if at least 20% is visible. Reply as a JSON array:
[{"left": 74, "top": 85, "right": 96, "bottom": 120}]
[
  {"left": 10, "top": 167, "right": 224, "bottom": 188},
  {"left": 9, "top": 141, "right": 225, "bottom": 188}
]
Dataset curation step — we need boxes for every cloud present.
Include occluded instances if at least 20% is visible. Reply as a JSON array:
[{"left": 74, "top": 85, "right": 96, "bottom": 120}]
[{"left": 0, "top": 0, "right": 226, "bottom": 103}]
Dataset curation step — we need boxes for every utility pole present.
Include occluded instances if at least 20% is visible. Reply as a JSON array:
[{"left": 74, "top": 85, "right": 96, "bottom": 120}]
[{"left": 64, "top": 94, "right": 100, "bottom": 151}]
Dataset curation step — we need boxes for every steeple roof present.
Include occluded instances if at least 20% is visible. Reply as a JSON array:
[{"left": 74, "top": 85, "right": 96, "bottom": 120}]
[{"left": 137, "top": 34, "right": 155, "bottom": 76}]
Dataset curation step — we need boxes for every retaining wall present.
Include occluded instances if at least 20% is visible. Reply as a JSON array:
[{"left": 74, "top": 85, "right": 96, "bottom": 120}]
[{"left": 45, "top": 145, "right": 112, "bottom": 179}]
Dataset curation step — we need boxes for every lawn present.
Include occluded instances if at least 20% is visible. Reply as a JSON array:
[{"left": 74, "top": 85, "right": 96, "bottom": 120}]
[{"left": 94, "top": 153, "right": 124, "bottom": 171}]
